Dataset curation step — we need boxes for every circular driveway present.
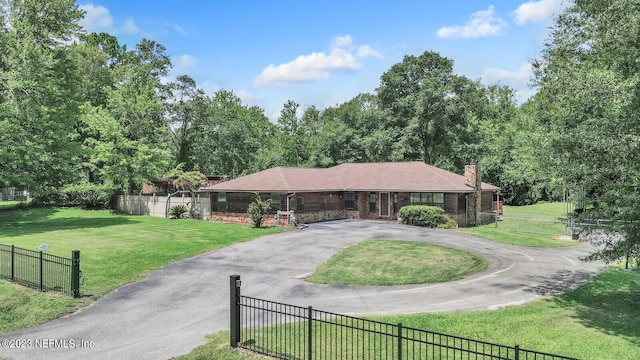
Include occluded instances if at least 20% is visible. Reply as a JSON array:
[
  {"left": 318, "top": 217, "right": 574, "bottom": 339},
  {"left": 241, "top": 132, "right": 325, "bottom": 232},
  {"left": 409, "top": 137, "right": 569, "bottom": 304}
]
[{"left": 1, "top": 220, "right": 606, "bottom": 360}]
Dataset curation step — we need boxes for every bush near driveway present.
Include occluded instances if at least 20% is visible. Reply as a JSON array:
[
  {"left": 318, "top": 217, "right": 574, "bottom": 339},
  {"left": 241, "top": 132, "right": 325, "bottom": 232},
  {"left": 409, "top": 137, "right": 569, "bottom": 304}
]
[{"left": 399, "top": 205, "right": 456, "bottom": 228}]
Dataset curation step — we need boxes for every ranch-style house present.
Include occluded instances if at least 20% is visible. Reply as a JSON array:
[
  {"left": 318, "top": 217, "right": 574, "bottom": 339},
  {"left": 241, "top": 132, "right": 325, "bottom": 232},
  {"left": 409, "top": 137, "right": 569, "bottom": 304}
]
[{"left": 201, "top": 162, "right": 500, "bottom": 227}]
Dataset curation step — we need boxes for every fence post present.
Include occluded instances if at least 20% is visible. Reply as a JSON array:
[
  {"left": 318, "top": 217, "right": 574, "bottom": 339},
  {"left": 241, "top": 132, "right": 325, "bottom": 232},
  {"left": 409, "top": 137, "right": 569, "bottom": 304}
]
[
  {"left": 230, "top": 275, "right": 241, "bottom": 348},
  {"left": 494, "top": 212, "right": 498, "bottom": 228},
  {"left": 307, "top": 306, "right": 313, "bottom": 360},
  {"left": 71, "top": 250, "right": 81, "bottom": 298},
  {"left": 397, "top": 323, "right": 403, "bottom": 360},
  {"left": 514, "top": 344, "right": 520, "bottom": 360},
  {"left": 39, "top": 250, "right": 44, "bottom": 291},
  {"left": 11, "top": 245, "right": 15, "bottom": 281}
]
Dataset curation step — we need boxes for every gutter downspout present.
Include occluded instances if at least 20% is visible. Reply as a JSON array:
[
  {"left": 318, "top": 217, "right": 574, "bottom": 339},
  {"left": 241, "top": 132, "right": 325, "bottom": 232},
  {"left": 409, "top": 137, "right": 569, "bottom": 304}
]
[{"left": 286, "top": 192, "right": 296, "bottom": 212}]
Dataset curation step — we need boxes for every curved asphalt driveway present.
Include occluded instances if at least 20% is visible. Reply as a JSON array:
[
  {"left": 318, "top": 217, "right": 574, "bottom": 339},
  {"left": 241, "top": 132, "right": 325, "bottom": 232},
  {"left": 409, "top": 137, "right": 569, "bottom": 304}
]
[{"left": 1, "top": 220, "right": 606, "bottom": 360}]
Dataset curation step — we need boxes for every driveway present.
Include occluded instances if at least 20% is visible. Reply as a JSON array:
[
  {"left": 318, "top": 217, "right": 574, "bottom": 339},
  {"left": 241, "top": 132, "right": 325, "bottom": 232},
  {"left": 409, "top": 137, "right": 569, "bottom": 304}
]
[{"left": 0, "top": 220, "right": 606, "bottom": 360}]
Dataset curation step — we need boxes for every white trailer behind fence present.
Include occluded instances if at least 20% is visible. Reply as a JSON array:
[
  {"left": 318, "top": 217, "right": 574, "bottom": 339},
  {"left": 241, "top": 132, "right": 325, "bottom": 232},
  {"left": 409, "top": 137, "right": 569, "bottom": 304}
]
[{"left": 115, "top": 193, "right": 211, "bottom": 219}]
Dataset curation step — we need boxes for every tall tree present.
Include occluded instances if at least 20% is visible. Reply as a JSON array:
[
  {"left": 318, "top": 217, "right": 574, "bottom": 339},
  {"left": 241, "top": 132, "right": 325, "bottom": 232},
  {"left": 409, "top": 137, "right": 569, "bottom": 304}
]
[
  {"left": 164, "top": 75, "right": 207, "bottom": 171},
  {"left": 0, "top": 0, "right": 85, "bottom": 194},
  {"left": 274, "top": 100, "right": 309, "bottom": 167},
  {"left": 84, "top": 39, "right": 172, "bottom": 192},
  {"left": 190, "top": 90, "right": 275, "bottom": 177},
  {"left": 533, "top": 0, "right": 640, "bottom": 265},
  {"left": 377, "top": 51, "right": 485, "bottom": 169}
]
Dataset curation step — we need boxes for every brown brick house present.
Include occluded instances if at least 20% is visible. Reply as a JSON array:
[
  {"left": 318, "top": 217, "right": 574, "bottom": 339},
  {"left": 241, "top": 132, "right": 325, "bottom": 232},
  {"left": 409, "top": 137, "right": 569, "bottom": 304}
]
[{"left": 200, "top": 162, "right": 500, "bottom": 227}]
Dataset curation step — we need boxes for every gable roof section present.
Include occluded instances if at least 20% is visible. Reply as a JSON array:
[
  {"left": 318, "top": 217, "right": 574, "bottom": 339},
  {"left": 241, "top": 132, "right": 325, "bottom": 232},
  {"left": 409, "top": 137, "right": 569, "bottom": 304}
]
[{"left": 201, "top": 162, "right": 499, "bottom": 193}]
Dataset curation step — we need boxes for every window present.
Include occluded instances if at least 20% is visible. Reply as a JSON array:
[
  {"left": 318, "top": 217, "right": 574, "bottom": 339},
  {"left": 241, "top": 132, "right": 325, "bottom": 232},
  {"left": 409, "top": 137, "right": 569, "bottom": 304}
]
[
  {"left": 296, "top": 196, "right": 305, "bottom": 212},
  {"left": 410, "top": 192, "right": 444, "bottom": 208},
  {"left": 319, "top": 195, "right": 327, "bottom": 211},
  {"left": 270, "top": 193, "right": 280, "bottom": 211},
  {"left": 217, "top": 192, "right": 227, "bottom": 212},
  {"left": 345, "top": 192, "right": 355, "bottom": 210},
  {"left": 369, "top": 193, "right": 377, "bottom": 213}
]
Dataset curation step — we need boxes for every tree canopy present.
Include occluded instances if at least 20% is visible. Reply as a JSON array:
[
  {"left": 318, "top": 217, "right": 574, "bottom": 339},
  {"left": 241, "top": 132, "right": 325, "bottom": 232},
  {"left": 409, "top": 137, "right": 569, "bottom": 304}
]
[{"left": 4, "top": 0, "right": 639, "bottom": 267}]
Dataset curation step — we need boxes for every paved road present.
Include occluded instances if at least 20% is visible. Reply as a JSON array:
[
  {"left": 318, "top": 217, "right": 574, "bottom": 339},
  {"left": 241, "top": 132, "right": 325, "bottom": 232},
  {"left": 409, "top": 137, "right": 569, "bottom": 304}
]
[{"left": 0, "top": 220, "right": 606, "bottom": 360}]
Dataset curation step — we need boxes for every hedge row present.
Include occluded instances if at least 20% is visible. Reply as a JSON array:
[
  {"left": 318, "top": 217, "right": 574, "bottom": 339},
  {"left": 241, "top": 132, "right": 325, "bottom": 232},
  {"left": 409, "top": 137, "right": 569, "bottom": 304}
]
[
  {"left": 33, "top": 183, "right": 116, "bottom": 209},
  {"left": 399, "top": 205, "right": 457, "bottom": 229}
]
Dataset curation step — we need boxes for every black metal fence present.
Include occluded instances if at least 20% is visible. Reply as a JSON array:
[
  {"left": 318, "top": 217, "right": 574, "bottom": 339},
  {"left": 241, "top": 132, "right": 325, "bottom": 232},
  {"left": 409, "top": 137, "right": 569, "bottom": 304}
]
[
  {"left": 0, "top": 244, "right": 81, "bottom": 297},
  {"left": 230, "top": 275, "right": 578, "bottom": 360}
]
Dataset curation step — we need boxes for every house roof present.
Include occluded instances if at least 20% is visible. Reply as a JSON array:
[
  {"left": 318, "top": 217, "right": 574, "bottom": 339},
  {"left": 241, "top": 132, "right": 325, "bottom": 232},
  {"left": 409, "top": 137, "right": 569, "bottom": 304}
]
[{"left": 201, "top": 162, "right": 499, "bottom": 193}]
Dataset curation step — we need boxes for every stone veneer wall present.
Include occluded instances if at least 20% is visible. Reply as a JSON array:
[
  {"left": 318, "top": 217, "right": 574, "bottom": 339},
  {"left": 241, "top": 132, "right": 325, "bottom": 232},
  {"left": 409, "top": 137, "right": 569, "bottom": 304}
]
[
  {"left": 210, "top": 212, "right": 278, "bottom": 226},
  {"left": 211, "top": 209, "right": 362, "bottom": 226}
]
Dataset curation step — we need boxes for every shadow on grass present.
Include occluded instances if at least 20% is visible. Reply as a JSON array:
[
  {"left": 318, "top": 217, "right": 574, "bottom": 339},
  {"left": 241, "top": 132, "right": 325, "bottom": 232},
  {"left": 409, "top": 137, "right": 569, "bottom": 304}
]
[
  {"left": 561, "top": 270, "right": 640, "bottom": 345},
  {"left": 530, "top": 270, "right": 640, "bottom": 345},
  {"left": 0, "top": 209, "right": 140, "bottom": 238}
]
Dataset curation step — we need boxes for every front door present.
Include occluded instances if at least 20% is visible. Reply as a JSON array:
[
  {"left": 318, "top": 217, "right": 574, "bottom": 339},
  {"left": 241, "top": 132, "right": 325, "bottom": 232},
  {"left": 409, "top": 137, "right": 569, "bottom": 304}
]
[{"left": 380, "top": 192, "right": 390, "bottom": 217}]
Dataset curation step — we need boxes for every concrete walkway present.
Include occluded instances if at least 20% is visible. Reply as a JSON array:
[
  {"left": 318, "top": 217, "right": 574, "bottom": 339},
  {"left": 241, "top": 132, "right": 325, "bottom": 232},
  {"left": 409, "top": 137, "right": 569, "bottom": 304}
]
[{"left": 0, "top": 220, "right": 606, "bottom": 360}]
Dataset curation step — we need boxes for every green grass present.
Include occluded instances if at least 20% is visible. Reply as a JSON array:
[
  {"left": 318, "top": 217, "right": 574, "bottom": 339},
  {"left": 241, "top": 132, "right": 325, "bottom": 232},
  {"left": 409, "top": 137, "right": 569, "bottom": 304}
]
[
  {"left": 0, "top": 207, "right": 288, "bottom": 333},
  {"left": 503, "top": 201, "right": 569, "bottom": 217},
  {"left": 373, "top": 268, "right": 640, "bottom": 360},
  {"left": 457, "top": 202, "right": 576, "bottom": 248},
  {"left": 0, "top": 201, "right": 29, "bottom": 210},
  {"left": 182, "top": 268, "right": 640, "bottom": 360},
  {"left": 171, "top": 331, "right": 269, "bottom": 360},
  {"left": 457, "top": 226, "right": 575, "bottom": 247},
  {"left": 307, "top": 240, "right": 487, "bottom": 286}
]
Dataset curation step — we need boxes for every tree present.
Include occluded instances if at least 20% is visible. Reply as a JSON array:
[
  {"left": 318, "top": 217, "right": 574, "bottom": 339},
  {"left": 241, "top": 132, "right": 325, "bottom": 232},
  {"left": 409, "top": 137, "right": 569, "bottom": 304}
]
[
  {"left": 190, "top": 90, "right": 275, "bottom": 177},
  {"left": 164, "top": 75, "right": 207, "bottom": 171},
  {"left": 85, "top": 38, "right": 172, "bottom": 192},
  {"left": 274, "top": 100, "right": 309, "bottom": 167},
  {"left": 174, "top": 170, "right": 206, "bottom": 217},
  {"left": 376, "top": 51, "right": 486, "bottom": 169},
  {"left": 532, "top": 0, "right": 640, "bottom": 265},
  {"left": 0, "top": 0, "right": 85, "bottom": 194}
]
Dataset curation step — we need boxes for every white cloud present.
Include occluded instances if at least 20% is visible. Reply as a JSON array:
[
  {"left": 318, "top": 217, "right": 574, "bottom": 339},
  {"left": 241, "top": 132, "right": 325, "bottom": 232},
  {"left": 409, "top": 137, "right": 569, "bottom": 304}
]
[
  {"left": 437, "top": 5, "right": 506, "bottom": 39},
  {"left": 357, "top": 45, "right": 382, "bottom": 58},
  {"left": 254, "top": 48, "right": 359, "bottom": 87},
  {"left": 254, "top": 35, "right": 381, "bottom": 87},
  {"left": 79, "top": 4, "right": 141, "bottom": 34},
  {"left": 174, "top": 24, "right": 187, "bottom": 34},
  {"left": 481, "top": 63, "right": 533, "bottom": 87},
  {"left": 235, "top": 90, "right": 265, "bottom": 103},
  {"left": 121, "top": 18, "right": 140, "bottom": 34},
  {"left": 200, "top": 81, "right": 220, "bottom": 96},
  {"left": 177, "top": 54, "right": 196, "bottom": 68},
  {"left": 79, "top": 4, "right": 113, "bottom": 31},
  {"left": 481, "top": 64, "right": 536, "bottom": 103},
  {"left": 332, "top": 35, "right": 353, "bottom": 48},
  {"left": 513, "top": 0, "right": 564, "bottom": 24}
]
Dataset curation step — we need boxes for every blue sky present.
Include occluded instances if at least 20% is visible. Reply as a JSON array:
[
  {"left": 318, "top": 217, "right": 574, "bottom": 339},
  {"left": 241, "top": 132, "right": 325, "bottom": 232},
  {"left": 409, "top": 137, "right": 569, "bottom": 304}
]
[{"left": 77, "top": 0, "right": 565, "bottom": 120}]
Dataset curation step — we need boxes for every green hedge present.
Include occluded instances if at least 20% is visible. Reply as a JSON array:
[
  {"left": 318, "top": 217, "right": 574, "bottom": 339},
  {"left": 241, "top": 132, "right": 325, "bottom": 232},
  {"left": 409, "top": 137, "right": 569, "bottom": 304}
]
[
  {"left": 399, "top": 205, "right": 457, "bottom": 229},
  {"left": 33, "top": 183, "right": 116, "bottom": 209}
]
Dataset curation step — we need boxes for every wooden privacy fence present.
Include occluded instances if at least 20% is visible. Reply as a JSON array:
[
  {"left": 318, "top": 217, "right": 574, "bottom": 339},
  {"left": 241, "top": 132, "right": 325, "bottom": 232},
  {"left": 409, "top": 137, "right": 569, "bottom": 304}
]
[
  {"left": 114, "top": 193, "right": 211, "bottom": 219},
  {"left": 0, "top": 244, "right": 81, "bottom": 297}
]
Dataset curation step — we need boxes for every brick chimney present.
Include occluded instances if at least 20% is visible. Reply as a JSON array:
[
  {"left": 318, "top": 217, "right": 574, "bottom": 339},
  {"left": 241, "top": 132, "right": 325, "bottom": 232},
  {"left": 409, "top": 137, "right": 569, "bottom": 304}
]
[{"left": 464, "top": 165, "right": 482, "bottom": 226}]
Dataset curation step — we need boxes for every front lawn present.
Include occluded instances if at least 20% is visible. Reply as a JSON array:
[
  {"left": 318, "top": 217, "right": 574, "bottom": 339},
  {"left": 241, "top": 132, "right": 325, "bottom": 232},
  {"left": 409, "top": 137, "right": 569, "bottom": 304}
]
[
  {"left": 179, "top": 269, "right": 640, "bottom": 360},
  {"left": 457, "top": 202, "right": 576, "bottom": 248},
  {"left": 0, "top": 207, "right": 288, "bottom": 333},
  {"left": 307, "top": 239, "right": 487, "bottom": 286}
]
